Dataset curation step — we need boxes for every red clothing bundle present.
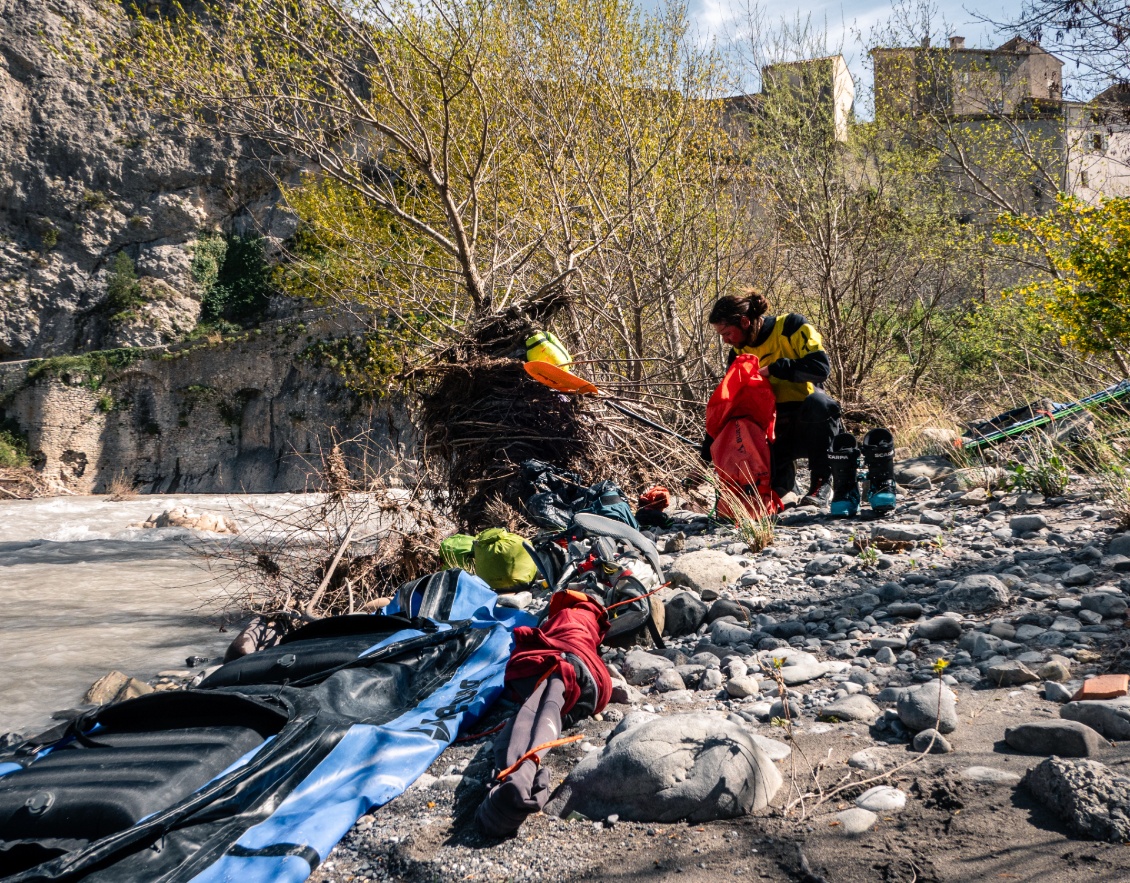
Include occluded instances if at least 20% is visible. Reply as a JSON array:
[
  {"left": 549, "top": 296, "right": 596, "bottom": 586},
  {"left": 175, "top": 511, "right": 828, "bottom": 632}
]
[
  {"left": 504, "top": 590, "right": 611, "bottom": 716},
  {"left": 705, "top": 353, "right": 780, "bottom": 517}
]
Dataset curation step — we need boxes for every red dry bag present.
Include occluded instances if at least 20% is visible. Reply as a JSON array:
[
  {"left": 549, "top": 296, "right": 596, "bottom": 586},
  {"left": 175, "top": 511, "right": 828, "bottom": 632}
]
[{"left": 705, "top": 354, "right": 781, "bottom": 518}]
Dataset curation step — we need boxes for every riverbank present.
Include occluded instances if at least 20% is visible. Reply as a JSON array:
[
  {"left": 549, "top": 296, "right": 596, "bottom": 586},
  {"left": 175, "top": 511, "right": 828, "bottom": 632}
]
[{"left": 306, "top": 461, "right": 1130, "bottom": 882}]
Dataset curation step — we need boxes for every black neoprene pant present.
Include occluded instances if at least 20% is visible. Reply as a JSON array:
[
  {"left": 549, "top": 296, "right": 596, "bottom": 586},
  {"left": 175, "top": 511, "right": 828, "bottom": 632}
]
[{"left": 771, "top": 391, "right": 841, "bottom": 495}]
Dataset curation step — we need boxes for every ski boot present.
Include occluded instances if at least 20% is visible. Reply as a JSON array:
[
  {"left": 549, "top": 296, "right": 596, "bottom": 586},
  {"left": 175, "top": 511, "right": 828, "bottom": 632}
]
[
  {"left": 828, "top": 432, "right": 861, "bottom": 517},
  {"left": 861, "top": 427, "right": 897, "bottom": 514}
]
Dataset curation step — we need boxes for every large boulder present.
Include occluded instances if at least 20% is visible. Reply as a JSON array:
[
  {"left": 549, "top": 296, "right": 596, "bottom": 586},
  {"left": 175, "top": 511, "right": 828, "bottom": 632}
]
[
  {"left": 139, "top": 507, "right": 240, "bottom": 534},
  {"left": 939, "top": 574, "right": 1009, "bottom": 614},
  {"left": 1024, "top": 757, "right": 1130, "bottom": 842},
  {"left": 667, "top": 550, "right": 745, "bottom": 594},
  {"left": 545, "top": 714, "right": 782, "bottom": 822}
]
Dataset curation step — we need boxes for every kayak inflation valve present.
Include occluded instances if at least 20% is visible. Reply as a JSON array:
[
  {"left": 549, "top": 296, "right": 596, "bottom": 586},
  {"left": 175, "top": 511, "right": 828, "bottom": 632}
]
[
  {"left": 277, "top": 653, "right": 297, "bottom": 669},
  {"left": 24, "top": 792, "right": 54, "bottom": 815}
]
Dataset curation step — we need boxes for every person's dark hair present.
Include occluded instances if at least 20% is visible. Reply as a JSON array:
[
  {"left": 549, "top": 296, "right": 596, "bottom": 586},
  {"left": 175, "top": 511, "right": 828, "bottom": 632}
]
[{"left": 707, "top": 290, "right": 770, "bottom": 325}]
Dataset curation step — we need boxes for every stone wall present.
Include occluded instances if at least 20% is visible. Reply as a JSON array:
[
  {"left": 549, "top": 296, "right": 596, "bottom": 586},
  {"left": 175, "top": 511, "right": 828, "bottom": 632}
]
[{"left": 0, "top": 318, "right": 413, "bottom": 493}]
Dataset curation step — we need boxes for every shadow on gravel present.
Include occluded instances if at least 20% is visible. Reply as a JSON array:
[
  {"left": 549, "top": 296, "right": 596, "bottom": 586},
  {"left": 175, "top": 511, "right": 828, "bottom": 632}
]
[{"left": 445, "top": 742, "right": 503, "bottom": 848}]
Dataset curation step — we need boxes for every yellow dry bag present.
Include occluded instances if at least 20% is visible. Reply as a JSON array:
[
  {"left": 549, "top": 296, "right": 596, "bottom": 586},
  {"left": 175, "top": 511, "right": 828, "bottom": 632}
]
[{"left": 525, "top": 330, "right": 572, "bottom": 371}]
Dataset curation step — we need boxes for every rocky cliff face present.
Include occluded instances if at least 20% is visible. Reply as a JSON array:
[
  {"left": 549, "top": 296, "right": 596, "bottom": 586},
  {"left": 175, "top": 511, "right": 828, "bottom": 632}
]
[{"left": 0, "top": 0, "right": 293, "bottom": 359}]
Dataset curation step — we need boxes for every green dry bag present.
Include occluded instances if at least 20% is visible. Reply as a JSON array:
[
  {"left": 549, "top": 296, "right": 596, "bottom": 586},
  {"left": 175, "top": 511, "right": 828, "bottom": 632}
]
[
  {"left": 439, "top": 534, "right": 476, "bottom": 570},
  {"left": 472, "top": 528, "right": 538, "bottom": 590}
]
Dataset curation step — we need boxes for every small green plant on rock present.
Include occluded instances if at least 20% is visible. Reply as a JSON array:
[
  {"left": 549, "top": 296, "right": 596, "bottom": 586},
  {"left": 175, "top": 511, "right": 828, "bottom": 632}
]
[
  {"left": 191, "top": 232, "right": 272, "bottom": 326},
  {"left": 104, "top": 251, "right": 145, "bottom": 322},
  {"left": 0, "top": 420, "right": 29, "bottom": 468},
  {"left": 81, "top": 190, "right": 110, "bottom": 212},
  {"left": 1007, "top": 436, "right": 1070, "bottom": 497}
]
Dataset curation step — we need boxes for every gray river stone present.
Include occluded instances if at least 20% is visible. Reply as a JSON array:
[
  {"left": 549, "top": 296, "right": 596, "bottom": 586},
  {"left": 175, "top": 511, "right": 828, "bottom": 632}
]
[
  {"left": 939, "top": 574, "right": 1010, "bottom": 614},
  {"left": 896, "top": 681, "right": 958, "bottom": 734},
  {"left": 621, "top": 650, "right": 675, "bottom": 686},
  {"left": 724, "top": 676, "right": 762, "bottom": 699},
  {"left": 1010, "top": 514, "right": 1047, "bottom": 533},
  {"left": 1061, "top": 698, "right": 1130, "bottom": 739},
  {"left": 663, "top": 592, "right": 707, "bottom": 637},
  {"left": 912, "top": 728, "right": 953, "bottom": 754},
  {"left": 806, "top": 554, "right": 852, "bottom": 576},
  {"left": 819, "top": 694, "right": 881, "bottom": 723},
  {"left": 988, "top": 660, "right": 1040, "bottom": 687},
  {"left": 915, "top": 616, "right": 963, "bottom": 641},
  {"left": 1024, "top": 757, "right": 1130, "bottom": 842},
  {"left": 833, "top": 807, "right": 878, "bottom": 834},
  {"left": 1108, "top": 533, "right": 1130, "bottom": 557},
  {"left": 710, "top": 619, "right": 756, "bottom": 647},
  {"left": 872, "top": 523, "right": 942, "bottom": 543},
  {"left": 668, "top": 551, "right": 743, "bottom": 594},
  {"left": 1081, "top": 592, "right": 1128, "bottom": 618},
  {"left": 546, "top": 714, "right": 782, "bottom": 822},
  {"left": 1005, "top": 720, "right": 1106, "bottom": 757}
]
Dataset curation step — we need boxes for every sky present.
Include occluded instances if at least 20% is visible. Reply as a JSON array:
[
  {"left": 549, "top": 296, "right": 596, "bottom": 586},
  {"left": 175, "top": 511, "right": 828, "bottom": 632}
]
[{"left": 677, "top": 0, "right": 1031, "bottom": 95}]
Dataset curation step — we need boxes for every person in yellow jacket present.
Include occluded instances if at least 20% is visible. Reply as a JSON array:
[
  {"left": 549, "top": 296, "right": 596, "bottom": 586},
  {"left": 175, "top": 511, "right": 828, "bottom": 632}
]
[{"left": 704, "top": 290, "right": 842, "bottom": 507}]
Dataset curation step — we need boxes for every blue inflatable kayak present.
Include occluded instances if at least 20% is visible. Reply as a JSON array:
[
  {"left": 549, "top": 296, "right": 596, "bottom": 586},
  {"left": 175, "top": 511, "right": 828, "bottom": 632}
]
[{"left": 0, "top": 569, "right": 531, "bottom": 882}]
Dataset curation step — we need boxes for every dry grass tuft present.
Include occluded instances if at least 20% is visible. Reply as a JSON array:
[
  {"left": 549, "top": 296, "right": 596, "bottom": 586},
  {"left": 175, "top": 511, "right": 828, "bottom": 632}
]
[{"left": 106, "top": 470, "right": 136, "bottom": 501}]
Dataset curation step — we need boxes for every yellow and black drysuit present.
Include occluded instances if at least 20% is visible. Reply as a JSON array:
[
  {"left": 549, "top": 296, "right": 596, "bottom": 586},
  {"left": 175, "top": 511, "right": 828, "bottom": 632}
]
[{"left": 705, "top": 313, "right": 842, "bottom": 497}]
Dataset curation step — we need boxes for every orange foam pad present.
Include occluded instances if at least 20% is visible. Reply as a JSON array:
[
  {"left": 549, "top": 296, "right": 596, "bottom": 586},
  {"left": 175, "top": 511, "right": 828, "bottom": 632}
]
[
  {"left": 523, "top": 361, "right": 598, "bottom": 395},
  {"left": 1072, "top": 673, "right": 1130, "bottom": 701}
]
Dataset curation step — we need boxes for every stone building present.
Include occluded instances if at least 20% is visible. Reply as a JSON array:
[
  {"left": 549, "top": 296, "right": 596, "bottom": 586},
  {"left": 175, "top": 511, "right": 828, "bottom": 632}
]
[
  {"left": 871, "top": 36, "right": 1130, "bottom": 209},
  {"left": 721, "top": 55, "right": 855, "bottom": 144}
]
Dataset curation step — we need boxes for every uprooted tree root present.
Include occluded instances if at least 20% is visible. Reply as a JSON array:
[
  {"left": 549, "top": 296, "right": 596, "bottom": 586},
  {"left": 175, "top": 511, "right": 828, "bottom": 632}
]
[
  {"left": 419, "top": 355, "right": 693, "bottom": 530},
  {"left": 420, "top": 356, "right": 602, "bottom": 528}
]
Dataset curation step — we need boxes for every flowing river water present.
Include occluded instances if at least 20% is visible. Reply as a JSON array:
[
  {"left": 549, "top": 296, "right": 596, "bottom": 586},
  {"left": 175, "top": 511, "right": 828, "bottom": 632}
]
[{"left": 0, "top": 494, "right": 318, "bottom": 736}]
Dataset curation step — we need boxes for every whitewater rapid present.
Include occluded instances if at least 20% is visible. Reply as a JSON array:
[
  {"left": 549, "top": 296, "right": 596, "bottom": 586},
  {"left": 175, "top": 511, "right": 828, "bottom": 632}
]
[{"left": 0, "top": 494, "right": 317, "bottom": 735}]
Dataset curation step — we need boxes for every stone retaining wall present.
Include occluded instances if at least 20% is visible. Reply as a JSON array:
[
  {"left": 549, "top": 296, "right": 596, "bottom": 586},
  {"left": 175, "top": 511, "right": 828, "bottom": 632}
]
[{"left": 0, "top": 320, "right": 411, "bottom": 493}]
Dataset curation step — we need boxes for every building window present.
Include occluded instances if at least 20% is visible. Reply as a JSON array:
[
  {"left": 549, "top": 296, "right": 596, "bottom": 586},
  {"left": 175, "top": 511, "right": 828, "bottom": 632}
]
[
  {"left": 1081, "top": 171, "right": 1089, "bottom": 188},
  {"left": 1092, "top": 134, "right": 1105, "bottom": 151}
]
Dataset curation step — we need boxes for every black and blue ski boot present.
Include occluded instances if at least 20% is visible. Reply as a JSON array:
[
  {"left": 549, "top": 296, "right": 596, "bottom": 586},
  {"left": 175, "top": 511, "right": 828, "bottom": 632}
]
[
  {"left": 828, "top": 432, "right": 861, "bottom": 517},
  {"left": 861, "top": 427, "right": 897, "bottom": 514}
]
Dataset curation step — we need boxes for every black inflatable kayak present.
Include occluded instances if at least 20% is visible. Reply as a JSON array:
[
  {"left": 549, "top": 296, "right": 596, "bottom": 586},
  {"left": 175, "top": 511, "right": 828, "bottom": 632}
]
[{"left": 0, "top": 570, "right": 530, "bottom": 883}]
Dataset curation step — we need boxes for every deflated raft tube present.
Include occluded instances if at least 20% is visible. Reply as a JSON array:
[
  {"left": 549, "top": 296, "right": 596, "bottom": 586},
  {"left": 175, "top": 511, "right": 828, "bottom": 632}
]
[{"left": 0, "top": 570, "right": 532, "bottom": 883}]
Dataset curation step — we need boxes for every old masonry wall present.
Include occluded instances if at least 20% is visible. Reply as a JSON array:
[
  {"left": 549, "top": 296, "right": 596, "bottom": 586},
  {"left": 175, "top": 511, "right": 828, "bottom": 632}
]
[{"left": 0, "top": 317, "right": 413, "bottom": 493}]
